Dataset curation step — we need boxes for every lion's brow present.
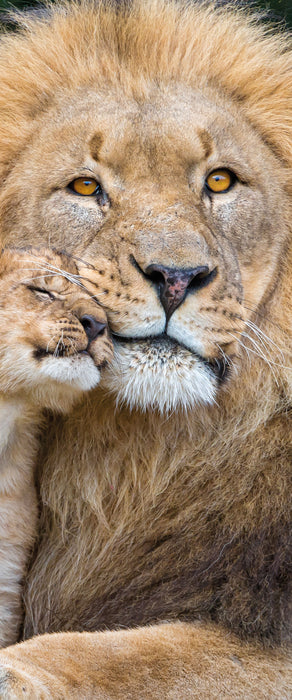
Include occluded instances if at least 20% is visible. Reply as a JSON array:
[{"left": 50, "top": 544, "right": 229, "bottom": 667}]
[
  {"left": 89, "top": 133, "right": 104, "bottom": 162},
  {"left": 197, "top": 129, "right": 214, "bottom": 160}
]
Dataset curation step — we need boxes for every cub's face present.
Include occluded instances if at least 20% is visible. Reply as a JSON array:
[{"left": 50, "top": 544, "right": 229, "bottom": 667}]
[
  {"left": 0, "top": 249, "right": 113, "bottom": 410},
  {"left": 0, "top": 85, "right": 288, "bottom": 412}
]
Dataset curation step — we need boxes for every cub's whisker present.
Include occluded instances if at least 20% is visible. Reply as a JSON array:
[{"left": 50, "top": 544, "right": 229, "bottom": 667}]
[{"left": 46, "top": 335, "right": 56, "bottom": 354}]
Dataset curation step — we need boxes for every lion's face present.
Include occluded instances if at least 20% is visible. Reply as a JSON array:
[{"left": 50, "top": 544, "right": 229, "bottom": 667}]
[
  {"left": 0, "top": 249, "right": 112, "bottom": 409},
  {"left": 1, "top": 85, "right": 288, "bottom": 412}
]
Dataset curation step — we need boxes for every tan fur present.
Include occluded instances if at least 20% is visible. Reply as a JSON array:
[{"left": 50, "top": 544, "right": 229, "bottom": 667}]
[
  {"left": 0, "top": 248, "right": 112, "bottom": 648},
  {"left": 0, "top": 623, "right": 291, "bottom": 699},
  {"left": 0, "top": 0, "right": 291, "bottom": 696}
]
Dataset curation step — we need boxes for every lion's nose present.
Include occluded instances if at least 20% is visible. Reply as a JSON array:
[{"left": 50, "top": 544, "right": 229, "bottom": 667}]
[
  {"left": 80, "top": 315, "right": 106, "bottom": 343},
  {"left": 144, "top": 263, "right": 217, "bottom": 317}
]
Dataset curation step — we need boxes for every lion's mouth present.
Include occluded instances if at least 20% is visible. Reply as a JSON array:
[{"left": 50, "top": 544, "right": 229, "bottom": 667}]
[
  {"left": 34, "top": 347, "right": 90, "bottom": 359},
  {"left": 112, "top": 332, "right": 228, "bottom": 381}
]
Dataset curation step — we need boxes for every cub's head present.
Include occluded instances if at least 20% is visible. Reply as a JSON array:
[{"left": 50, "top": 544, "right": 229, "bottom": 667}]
[
  {"left": 0, "top": 248, "right": 113, "bottom": 410},
  {"left": 0, "top": 1, "right": 291, "bottom": 413}
]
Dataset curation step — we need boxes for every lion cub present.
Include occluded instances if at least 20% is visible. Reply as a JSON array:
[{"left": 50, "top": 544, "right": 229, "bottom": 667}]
[{"left": 0, "top": 247, "right": 113, "bottom": 647}]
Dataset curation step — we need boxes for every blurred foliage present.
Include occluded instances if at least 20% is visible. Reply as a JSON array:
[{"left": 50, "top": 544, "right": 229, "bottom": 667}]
[
  {"left": 0, "top": 0, "right": 291, "bottom": 27},
  {"left": 258, "top": 0, "right": 292, "bottom": 26}
]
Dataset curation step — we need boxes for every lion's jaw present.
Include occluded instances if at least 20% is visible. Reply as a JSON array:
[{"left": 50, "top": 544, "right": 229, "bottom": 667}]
[{"left": 101, "top": 336, "right": 217, "bottom": 413}]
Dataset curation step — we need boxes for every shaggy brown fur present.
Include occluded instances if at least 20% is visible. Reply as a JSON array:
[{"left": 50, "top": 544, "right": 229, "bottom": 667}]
[{"left": 0, "top": 0, "right": 291, "bottom": 696}]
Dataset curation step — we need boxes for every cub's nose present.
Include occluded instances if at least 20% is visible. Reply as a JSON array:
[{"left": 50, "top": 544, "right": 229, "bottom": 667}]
[{"left": 80, "top": 315, "right": 106, "bottom": 343}]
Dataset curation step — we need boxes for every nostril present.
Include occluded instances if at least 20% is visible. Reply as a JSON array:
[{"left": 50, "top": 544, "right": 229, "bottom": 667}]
[
  {"left": 188, "top": 266, "right": 218, "bottom": 291},
  {"left": 145, "top": 267, "right": 166, "bottom": 287},
  {"left": 80, "top": 315, "right": 106, "bottom": 342}
]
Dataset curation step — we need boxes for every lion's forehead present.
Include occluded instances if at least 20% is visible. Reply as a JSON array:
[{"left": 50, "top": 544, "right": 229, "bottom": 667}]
[{"left": 31, "top": 85, "right": 263, "bottom": 173}]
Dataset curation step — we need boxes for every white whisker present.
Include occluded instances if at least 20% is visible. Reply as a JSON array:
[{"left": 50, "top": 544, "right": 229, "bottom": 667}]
[
  {"left": 46, "top": 335, "right": 56, "bottom": 354},
  {"left": 245, "top": 319, "right": 285, "bottom": 361},
  {"left": 213, "top": 342, "right": 237, "bottom": 373}
]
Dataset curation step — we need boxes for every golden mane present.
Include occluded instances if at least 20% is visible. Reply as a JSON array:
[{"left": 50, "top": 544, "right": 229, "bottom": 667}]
[{"left": 0, "top": 0, "right": 291, "bottom": 175}]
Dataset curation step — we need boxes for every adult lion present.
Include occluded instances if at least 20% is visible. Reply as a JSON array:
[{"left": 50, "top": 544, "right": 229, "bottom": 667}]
[{"left": 0, "top": 0, "right": 291, "bottom": 696}]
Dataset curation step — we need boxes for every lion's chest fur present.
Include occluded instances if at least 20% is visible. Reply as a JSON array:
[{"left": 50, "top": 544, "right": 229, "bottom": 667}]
[{"left": 23, "top": 381, "right": 291, "bottom": 644}]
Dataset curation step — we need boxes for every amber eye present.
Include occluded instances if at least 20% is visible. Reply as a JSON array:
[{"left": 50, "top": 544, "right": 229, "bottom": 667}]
[
  {"left": 205, "top": 169, "right": 234, "bottom": 193},
  {"left": 68, "top": 177, "right": 101, "bottom": 196}
]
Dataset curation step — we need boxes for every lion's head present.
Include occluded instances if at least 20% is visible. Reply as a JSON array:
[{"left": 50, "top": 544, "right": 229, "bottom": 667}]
[
  {"left": 0, "top": 248, "right": 112, "bottom": 410},
  {"left": 0, "top": 0, "right": 291, "bottom": 413}
]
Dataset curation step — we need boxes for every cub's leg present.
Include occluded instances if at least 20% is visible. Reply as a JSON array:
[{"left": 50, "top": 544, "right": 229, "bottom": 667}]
[
  {"left": 0, "top": 481, "right": 37, "bottom": 649},
  {"left": 0, "top": 623, "right": 290, "bottom": 699},
  {"left": 0, "top": 403, "right": 39, "bottom": 648}
]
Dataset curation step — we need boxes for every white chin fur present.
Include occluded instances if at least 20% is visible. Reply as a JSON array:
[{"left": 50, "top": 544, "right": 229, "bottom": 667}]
[
  {"left": 38, "top": 355, "right": 101, "bottom": 391},
  {"left": 101, "top": 339, "right": 217, "bottom": 413}
]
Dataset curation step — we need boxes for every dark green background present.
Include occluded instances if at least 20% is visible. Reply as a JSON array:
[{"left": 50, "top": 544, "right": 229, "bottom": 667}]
[{"left": 0, "top": 0, "right": 291, "bottom": 27}]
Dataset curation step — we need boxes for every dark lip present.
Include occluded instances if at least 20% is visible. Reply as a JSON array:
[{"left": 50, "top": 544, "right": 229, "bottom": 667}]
[
  {"left": 33, "top": 348, "right": 107, "bottom": 372},
  {"left": 112, "top": 332, "right": 228, "bottom": 381},
  {"left": 33, "top": 347, "right": 90, "bottom": 360}
]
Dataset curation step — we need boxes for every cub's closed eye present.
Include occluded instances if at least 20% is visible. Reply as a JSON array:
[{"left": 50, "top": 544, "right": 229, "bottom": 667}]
[
  {"left": 68, "top": 177, "right": 101, "bottom": 196},
  {"left": 205, "top": 169, "right": 236, "bottom": 193},
  {"left": 27, "top": 285, "right": 55, "bottom": 300}
]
